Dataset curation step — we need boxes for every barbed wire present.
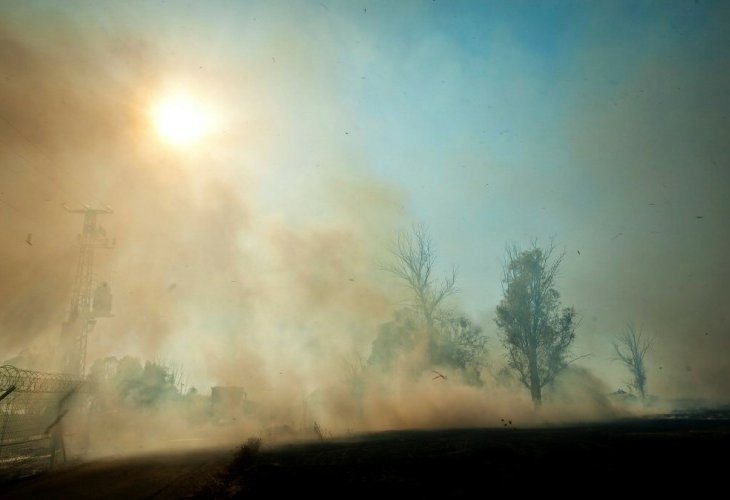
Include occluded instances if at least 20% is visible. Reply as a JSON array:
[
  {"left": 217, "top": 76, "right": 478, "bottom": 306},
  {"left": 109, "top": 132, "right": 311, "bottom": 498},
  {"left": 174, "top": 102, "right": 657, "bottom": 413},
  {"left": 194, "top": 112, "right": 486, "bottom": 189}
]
[{"left": 0, "top": 365, "right": 90, "bottom": 394}]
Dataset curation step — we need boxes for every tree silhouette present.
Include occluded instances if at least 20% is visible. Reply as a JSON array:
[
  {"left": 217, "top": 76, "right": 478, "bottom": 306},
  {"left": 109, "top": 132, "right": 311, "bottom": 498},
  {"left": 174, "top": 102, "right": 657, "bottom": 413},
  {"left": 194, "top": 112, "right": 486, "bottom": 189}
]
[
  {"left": 387, "top": 224, "right": 456, "bottom": 336},
  {"left": 495, "top": 242, "right": 577, "bottom": 405},
  {"left": 613, "top": 324, "right": 652, "bottom": 399}
]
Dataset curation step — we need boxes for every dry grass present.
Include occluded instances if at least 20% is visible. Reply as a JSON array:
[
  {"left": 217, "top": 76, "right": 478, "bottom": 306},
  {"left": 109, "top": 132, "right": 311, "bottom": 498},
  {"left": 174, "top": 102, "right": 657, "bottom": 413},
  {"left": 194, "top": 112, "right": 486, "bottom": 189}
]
[{"left": 192, "top": 437, "right": 261, "bottom": 499}]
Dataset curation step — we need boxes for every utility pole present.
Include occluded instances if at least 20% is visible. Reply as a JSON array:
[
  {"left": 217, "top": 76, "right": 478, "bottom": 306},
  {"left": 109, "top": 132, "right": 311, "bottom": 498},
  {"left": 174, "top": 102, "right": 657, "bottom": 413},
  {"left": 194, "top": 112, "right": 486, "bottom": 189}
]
[{"left": 61, "top": 205, "right": 114, "bottom": 376}]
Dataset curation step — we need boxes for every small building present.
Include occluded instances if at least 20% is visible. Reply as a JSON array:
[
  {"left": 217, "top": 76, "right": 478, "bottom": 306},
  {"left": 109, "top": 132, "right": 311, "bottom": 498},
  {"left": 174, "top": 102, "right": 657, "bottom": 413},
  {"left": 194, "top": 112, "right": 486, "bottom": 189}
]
[{"left": 210, "top": 386, "right": 255, "bottom": 421}]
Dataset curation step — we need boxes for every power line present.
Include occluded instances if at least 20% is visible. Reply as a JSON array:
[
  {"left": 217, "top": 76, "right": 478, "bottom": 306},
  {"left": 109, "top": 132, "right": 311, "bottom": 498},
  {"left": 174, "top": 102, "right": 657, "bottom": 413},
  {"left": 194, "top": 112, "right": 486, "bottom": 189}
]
[
  {"left": 0, "top": 110, "right": 95, "bottom": 245},
  {"left": 0, "top": 177, "right": 81, "bottom": 251},
  {"left": 0, "top": 111, "right": 88, "bottom": 205}
]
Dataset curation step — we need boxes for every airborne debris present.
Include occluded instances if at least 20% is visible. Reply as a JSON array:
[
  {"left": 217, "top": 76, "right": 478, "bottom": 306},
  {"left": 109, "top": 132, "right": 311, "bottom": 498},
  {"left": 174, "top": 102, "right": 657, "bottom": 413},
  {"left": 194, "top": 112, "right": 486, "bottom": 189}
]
[
  {"left": 431, "top": 370, "right": 447, "bottom": 381},
  {"left": 25, "top": 233, "right": 32, "bottom": 245}
]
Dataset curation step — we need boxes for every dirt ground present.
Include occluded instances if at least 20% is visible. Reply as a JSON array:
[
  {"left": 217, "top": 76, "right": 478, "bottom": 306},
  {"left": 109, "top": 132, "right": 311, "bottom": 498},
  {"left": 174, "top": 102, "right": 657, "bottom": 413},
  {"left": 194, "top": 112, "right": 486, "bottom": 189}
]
[
  {"left": 1, "top": 447, "right": 233, "bottom": 499},
  {"left": 3, "top": 413, "right": 729, "bottom": 498}
]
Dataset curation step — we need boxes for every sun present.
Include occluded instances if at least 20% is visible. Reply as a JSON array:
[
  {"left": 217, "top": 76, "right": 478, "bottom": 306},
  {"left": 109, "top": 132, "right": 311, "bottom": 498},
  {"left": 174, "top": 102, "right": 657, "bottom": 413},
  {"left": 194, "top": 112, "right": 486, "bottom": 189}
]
[{"left": 152, "top": 93, "right": 214, "bottom": 146}]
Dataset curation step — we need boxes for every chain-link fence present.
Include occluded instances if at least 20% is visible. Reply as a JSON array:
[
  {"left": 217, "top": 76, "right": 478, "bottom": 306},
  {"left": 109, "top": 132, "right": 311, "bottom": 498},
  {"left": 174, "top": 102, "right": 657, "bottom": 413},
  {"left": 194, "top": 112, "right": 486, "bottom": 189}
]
[{"left": 0, "top": 365, "right": 91, "bottom": 479}]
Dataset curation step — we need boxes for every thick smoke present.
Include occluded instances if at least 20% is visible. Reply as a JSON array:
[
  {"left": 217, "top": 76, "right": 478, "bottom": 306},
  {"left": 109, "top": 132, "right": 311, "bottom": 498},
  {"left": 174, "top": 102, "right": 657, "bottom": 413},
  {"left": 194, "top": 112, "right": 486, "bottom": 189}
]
[{"left": 1, "top": 2, "right": 728, "bottom": 456}]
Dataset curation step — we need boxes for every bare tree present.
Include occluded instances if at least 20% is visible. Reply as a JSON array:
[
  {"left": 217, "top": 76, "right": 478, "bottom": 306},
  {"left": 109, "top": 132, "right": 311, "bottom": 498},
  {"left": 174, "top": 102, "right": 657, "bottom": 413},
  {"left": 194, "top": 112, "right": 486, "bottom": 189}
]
[
  {"left": 495, "top": 242, "right": 578, "bottom": 406},
  {"left": 613, "top": 325, "right": 652, "bottom": 399},
  {"left": 387, "top": 224, "right": 456, "bottom": 333}
]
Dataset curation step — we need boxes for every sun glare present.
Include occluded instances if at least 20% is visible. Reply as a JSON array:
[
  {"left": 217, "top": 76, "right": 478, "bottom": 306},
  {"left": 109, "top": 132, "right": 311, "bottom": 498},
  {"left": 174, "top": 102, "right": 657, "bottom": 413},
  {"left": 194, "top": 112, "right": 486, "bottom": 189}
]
[{"left": 152, "top": 93, "right": 213, "bottom": 146}]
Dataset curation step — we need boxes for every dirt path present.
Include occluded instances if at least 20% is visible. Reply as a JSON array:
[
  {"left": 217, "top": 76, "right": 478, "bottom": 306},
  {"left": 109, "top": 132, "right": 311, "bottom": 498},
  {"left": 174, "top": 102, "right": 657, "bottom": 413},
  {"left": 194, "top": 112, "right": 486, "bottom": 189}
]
[{"left": 1, "top": 447, "right": 233, "bottom": 499}]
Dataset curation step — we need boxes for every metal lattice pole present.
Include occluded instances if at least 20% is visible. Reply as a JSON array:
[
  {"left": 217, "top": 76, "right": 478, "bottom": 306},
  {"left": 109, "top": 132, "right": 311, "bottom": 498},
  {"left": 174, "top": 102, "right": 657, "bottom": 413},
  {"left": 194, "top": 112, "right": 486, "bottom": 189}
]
[{"left": 62, "top": 205, "right": 114, "bottom": 376}]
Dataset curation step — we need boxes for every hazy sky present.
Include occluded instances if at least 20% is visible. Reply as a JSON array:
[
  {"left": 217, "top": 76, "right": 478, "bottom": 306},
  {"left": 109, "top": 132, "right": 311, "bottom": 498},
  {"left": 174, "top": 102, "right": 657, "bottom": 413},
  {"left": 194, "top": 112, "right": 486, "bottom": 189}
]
[{"left": 1, "top": 1, "right": 729, "bottom": 403}]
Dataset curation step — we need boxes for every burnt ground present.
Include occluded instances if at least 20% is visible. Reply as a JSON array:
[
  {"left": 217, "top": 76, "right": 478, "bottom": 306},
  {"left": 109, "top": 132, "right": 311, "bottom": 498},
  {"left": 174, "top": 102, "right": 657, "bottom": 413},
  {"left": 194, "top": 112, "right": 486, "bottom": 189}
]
[
  {"left": 205, "top": 413, "right": 730, "bottom": 497},
  {"left": 3, "top": 412, "right": 729, "bottom": 498}
]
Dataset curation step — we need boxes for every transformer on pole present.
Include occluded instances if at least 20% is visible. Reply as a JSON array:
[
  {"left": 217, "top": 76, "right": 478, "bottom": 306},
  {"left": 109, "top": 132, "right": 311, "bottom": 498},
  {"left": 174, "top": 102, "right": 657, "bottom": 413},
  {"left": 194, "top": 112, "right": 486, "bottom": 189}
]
[{"left": 61, "top": 205, "right": 114, "bottom": 376}]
